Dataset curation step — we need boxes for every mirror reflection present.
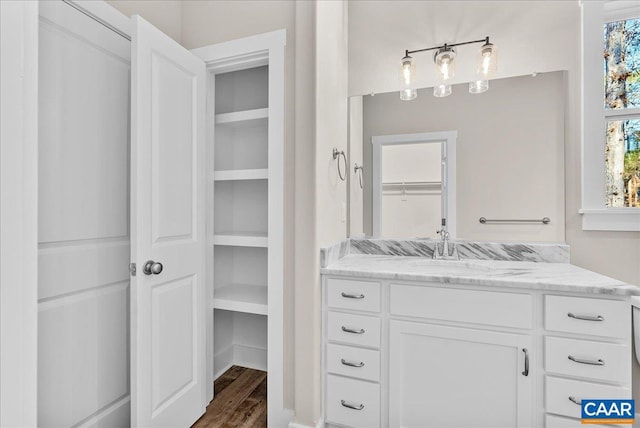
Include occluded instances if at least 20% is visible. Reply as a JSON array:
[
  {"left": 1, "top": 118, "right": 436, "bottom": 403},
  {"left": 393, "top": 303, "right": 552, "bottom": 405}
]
[{"left": 348, "top": 71, "right": 566, "bottom": 243}]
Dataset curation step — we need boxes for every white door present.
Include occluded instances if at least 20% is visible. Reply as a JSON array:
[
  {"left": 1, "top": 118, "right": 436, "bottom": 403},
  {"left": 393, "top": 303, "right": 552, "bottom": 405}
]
[
  {"left": 389, "top": 320, "right": 533, "bottom": 428},
  {"left": 130, "top": 15, "right": 207, "bottom": 427}
]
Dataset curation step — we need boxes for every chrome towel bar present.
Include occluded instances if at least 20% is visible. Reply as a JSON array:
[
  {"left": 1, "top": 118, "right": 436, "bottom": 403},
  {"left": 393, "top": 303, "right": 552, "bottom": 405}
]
[{"left": 479, "top": 217, "right": 551, "bottom": 225}]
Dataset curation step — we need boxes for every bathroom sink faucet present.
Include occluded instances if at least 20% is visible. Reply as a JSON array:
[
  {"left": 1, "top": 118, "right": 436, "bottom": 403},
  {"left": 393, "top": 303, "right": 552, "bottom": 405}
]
[{"left": 433, "top": 227, "right": 459, "bottom": 260}]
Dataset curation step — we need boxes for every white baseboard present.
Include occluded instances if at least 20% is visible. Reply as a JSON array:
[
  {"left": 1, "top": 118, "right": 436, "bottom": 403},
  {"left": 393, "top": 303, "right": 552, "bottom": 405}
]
[
  {"left": 233, "top": 343, "right": 267, "bottom": 372},
  {"left": 288, "top": 418, "right": 324, "bottom": 428},
  {"left": 213, "top": 343, "right": 268, "bottom": 380},
  {"left": 76, "top": 395, "right": 130, "bottom": 428}
]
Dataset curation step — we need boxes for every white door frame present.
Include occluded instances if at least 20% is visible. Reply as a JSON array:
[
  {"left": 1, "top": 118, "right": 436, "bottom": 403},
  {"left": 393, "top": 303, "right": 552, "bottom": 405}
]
[
  {"left": 371, "top": 131, "right": 457, "bottom": 238},
  {"left": 0, "top": 2, "right": 39, "bottom": 425}
]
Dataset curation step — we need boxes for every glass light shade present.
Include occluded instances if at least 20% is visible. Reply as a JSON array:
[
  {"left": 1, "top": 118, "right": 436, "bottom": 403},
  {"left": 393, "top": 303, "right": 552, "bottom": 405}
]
[
  {"left": 399, "top": 55, "right": 417, "bottom": 101},
  {"left": 433, "top": 83, "right": 452, "bottom": 98},
  {"left": 400, "top": 88, "right": 418, "bottom": 101},
  {"left": 469, "top": 79, "right": 489, "bottom": 94},
  {"left": 399, "top": 55, "right": 415, "bottom": 87},
  {"left": 434, "top": 47, "right": 456, "bottom": 81},
  {"left": 477, "top": 42, "right": 497, "bottom": 78}
]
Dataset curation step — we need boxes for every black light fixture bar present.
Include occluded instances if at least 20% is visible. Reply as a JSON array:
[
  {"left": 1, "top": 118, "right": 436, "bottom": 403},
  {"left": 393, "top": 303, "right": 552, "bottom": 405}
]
[{"left": 405, "top": 36, "right": 490, "bottom": 57}]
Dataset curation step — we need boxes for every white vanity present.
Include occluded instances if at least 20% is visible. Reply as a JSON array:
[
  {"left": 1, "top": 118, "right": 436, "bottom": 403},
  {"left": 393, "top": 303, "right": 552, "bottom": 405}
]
[{"left": 320, "top": 239, "right": 640, "bottom": 428}]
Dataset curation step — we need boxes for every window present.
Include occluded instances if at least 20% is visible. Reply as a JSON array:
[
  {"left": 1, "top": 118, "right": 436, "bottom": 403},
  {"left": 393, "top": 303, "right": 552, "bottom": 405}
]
[
  {"left": 582, "top": 1, "right": 640, "bottom": 231},
  {"left": 604, "top": 17, "right": 640, "bottom": 208}
]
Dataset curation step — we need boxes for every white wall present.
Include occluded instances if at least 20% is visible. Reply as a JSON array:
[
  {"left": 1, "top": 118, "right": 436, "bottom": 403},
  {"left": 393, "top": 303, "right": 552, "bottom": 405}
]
[
  {"left": 107, "top": 0, "right": 182, "bottom": 43},
  {"left": 348, "top": 97, "right": 364, "bottom": 236}
]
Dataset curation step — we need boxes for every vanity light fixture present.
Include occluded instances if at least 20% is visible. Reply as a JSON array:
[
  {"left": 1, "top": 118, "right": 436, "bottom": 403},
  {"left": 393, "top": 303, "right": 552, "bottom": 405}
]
[{"left": 399, "top": 36, "right": 497, "bottom": 99}]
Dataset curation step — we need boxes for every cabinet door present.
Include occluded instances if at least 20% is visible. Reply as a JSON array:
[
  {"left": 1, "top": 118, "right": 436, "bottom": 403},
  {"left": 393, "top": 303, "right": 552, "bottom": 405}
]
[{"left": 389, "top": 320, "right": 533, "bottom": 428}]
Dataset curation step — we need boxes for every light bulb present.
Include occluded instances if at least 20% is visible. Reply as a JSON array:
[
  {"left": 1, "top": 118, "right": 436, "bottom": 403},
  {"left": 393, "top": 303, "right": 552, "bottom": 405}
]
[
  {"left": 434, "top": 47, "right": 456, "bottom": 81},
  {"left": 400, "top": 88, "right": 417, "bottom": 101},
  {"left": 402, "top": 61, "right": 412, "bottom": 85},
  {"left": 477, "top": 42, "right": 497, "bottom": 78}
]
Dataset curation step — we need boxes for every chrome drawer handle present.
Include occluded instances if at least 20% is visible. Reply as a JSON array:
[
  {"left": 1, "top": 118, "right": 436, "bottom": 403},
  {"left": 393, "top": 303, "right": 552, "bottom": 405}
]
[
  {"left": 568, "top": 355, "right": 605, "bottom": 366},
  {"left": 568, "top": 396, "right": 582, "bottom": 405},
  {"left": 341, "top": 326, "right": 365, "bottom": 334},
  {"left": 567, "top": 312, "right": 604, "bottom": 322},
  {"left": 341, "top": 292, "right": 365, "bottom": 299},
  {"left": 522, "top": 348, "right": 529, "bottom": 376},
  {"left": 341, "top": 400, "right": 364, "bottom": 411},
  {"left": 341, "top": 358, "right": 365, "bottom": 368}
]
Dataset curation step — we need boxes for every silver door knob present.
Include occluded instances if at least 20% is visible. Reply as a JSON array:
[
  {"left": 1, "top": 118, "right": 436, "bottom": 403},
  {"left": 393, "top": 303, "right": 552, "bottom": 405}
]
[{"left": 143, "top": 260, "right": 163, "bottom": 275}]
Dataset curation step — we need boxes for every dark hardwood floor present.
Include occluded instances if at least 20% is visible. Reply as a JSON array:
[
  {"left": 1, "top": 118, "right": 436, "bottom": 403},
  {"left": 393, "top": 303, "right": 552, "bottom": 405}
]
[{"left": 192, "top": 366, "right": 267, "bottom": 428}]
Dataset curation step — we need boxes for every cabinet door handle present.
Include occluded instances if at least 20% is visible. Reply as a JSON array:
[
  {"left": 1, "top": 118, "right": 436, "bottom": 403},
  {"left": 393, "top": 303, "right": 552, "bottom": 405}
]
[
  {"left": 568, "top": 355, "right": 605, "bottom": 366},
  {"left": 567, "top": 312, "right": 604, "bottom": 322},
  {"left": 341, "top": 400, "right": 364, "bottom": 410},
  {"left": 568, "top": 396, "right": 582, "bottom": 405},
  {"left": 341, "top": 358, "right": 365, "bottom": 368},
  {"left": 522, "top": 348, "right": 529, "bottom": 376},
  {"left": 341, "top": 292, "right": 365, "bottom": 299},
  {"left": 341, "top": 326, "right": 365, "bottom": 334}
]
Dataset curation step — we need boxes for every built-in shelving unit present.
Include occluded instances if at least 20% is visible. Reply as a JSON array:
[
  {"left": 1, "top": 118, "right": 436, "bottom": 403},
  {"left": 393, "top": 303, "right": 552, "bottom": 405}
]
[
  {"left": 196, "top": 29, "right": 287, "bottom": 426},
  {"left": 209, "top": 63, "right": 274, "bottom": 380}
]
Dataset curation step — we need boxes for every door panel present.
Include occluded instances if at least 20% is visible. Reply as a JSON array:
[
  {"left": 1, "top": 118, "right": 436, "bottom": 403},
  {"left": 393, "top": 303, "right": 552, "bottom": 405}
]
[
  {"left": 151, "top": 53, "right": 196, "bottom": 243},
  {"left": 131, "top": 15, "right": 207, "bottom": 427}
]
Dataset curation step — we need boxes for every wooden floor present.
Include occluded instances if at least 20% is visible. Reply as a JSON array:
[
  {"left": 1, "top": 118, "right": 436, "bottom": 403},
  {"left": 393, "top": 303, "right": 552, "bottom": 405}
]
[{"left": 192, "top": 366, "right": 267, "bottom": 428}]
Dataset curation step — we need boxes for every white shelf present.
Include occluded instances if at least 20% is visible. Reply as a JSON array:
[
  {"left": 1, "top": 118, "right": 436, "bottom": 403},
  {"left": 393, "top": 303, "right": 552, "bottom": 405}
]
[
  {"left": 213, "top": 231, "right": 267, "bottom": 247},
  {"left": 215, "top": 108, "right": 268, "bottom": 128},
  {"left": 213, "top": 284, "right": 267, "bottom": 316},
  {"left": 214, "top": 169, "right": 268, "bottom": 181}
]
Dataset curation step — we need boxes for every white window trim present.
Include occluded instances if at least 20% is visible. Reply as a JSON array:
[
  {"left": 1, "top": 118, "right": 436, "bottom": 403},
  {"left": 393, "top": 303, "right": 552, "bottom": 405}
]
[{"left": 580, "top": 0, "right": 640, "bottom": 231}]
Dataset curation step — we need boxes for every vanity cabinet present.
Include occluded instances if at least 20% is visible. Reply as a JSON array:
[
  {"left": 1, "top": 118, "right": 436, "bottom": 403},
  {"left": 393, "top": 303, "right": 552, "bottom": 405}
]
[{"left": 321, "top": 274, "right": 635, "bottom": 428}]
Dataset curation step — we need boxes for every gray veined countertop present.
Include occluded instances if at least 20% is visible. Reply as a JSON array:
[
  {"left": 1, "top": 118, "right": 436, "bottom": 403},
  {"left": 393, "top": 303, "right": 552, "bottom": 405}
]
[{"left": 321, "top": 254, "right": 640, "bottom": 296}]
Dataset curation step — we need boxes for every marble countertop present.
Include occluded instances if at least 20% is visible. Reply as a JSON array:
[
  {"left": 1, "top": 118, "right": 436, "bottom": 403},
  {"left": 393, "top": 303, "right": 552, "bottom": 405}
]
[{"left": 321, "top": 254, "right": 640, "bottom": 296}]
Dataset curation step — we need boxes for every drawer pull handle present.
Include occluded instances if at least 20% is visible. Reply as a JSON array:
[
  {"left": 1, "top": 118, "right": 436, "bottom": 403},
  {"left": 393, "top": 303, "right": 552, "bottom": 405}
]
[
  {"left": 567, "top": 312, "right": 604, "bottom": 322},
  {"left": 341, "top": 400, "right": 364, "bottom": 411},
  {"left": 341, "top": 326, "right": 365, "bottom": 334},
  {"left": 341, "top": 358, "right": 365, "bottom": 368},
  {"left": 341, "top": 292, "right": 365, "bottom": 299},
  {"left": 522, "top": 348, "right": 529, "bottom": 376},
  {"left": 568, "top": 355, "right": 605, "bottom": 366},
  {"left": 568, "top": 396, "right": 582, "bottom": 406}
]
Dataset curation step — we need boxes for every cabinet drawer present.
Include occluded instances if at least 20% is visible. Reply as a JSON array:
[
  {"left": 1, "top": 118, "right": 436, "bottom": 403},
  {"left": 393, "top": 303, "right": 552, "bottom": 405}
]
[
  {"left": 545, "top": 337, "right": 630, "bottom": 383},
  {"left": 326, "top": 375, "right": 380, "bottom": 428},
  {"left": 545, "top": 413, "right": 622, "bottom": 427},
  {"left": 390, "top": 284, "right": 532, "bottom": 329},
  {"left": 545, "top": 376, "right": 630, "bottom": 421},
  {"left": 545, "top": 295, "right": 630, "bottom": 339},
  {"left": 326, "top": 278, "right": 381, "bottom": 313},
  {"left": 327, "top": 343, "right": 380, "bottom": 382},
  {"left": 327, "top": 311, "right": 381, "bottom": 348}
]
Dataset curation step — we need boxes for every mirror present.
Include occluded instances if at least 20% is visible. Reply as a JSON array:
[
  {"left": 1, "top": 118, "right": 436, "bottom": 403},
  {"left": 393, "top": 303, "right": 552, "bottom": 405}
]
[{"left": 348, "top": 71, "right": 566, "bottom": 242}]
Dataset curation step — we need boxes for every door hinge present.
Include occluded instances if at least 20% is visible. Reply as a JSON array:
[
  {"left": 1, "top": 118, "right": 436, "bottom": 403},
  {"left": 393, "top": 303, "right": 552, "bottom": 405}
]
[{"left": 129, "top": 262, "right": 136, "bottom": 276}]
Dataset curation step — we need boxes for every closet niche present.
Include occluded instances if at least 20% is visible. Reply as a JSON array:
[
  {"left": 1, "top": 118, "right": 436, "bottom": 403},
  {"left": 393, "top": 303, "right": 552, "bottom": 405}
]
[
  {"left": 194, "top": 31, "right": 288, "bottom": 426},
  {"left": 212, "top": 66, "right": 269, "bottom": 374}
]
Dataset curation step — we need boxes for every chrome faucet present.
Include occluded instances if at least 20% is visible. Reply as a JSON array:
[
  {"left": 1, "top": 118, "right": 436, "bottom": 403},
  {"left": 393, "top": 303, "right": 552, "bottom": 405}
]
[{"left": 433, "top": 226, "right": 459, "bottom": 260}]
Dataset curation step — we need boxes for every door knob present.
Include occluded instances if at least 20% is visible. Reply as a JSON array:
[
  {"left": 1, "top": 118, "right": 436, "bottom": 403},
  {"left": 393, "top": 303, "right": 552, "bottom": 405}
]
[{"left": 143, "top": 260, "right": 163, "bottom": 275}]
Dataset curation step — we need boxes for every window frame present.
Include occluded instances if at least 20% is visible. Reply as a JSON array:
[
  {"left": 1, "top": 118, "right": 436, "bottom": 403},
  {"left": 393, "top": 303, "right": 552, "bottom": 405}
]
[{"left": 581, "top": 0, "right": 640, "bottom": 231}]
